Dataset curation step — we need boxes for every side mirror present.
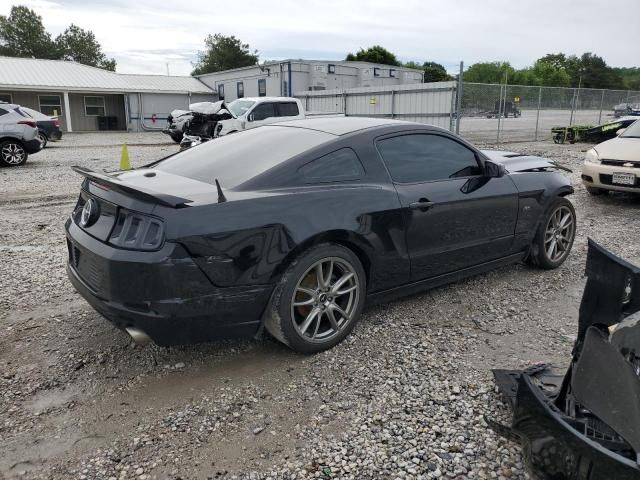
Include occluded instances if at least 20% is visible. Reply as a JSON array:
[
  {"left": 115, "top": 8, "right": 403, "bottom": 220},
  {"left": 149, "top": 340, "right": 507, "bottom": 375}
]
[
  {"left": 485, "top": 161, "right": 506, "bottom": 178},
  {"left": 617, "top": 128, "right": 626, "bottom": 136},
  {"left": 247, "top": 113, "right": 255, "bottom": 122}
]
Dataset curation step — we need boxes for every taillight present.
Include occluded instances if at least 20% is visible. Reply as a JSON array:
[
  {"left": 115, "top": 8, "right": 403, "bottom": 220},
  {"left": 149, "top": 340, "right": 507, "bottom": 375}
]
[
  {"left": 53, "top": 119, "right": 59, "bottom": 127},
  {"left": 18, "top": 119, "right": 37, "bottom": 129},
  {"left": 109, "top": 209, "right": 165, "bottom": 251}
]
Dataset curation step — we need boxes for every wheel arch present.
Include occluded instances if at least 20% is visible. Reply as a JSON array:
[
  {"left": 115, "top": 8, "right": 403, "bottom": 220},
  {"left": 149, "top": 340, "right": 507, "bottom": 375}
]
[{"left": 271, "top": 229, "right": 373, "bottom": 290}]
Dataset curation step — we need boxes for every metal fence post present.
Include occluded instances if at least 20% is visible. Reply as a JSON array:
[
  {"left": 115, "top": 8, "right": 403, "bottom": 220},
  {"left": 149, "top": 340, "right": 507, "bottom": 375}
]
[
  {"left": 598, "top": 90, "right": 605, "bottom": 124},
  {"left": 343, "top": 91, "right": 347, "bottom": 116},
  {"left": 391, "top": 89, "right": 396, "bottom": 119},
  {"left": 534, "top": 86, "right": 542, "bottom": 141},
  {"left": 455, "top": 61, "right": 463, "bottom": 134},
  {"left": 496, "top": 83, "right": 504, "bottom": 143},
  {"left": 569, "top": 88, "right": 576, "bottom": 126}
]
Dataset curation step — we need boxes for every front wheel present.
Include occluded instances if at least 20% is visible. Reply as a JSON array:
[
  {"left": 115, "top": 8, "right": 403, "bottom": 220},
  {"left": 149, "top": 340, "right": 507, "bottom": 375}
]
[
  {"left": 265, "top": 244, "right": 366, "bottom": 353},
  {"left": 526, "top": 197, "right": 576, "bottom": 269},
  {"left": 0, "top": 140, "right": 28, "bottom": 167}
]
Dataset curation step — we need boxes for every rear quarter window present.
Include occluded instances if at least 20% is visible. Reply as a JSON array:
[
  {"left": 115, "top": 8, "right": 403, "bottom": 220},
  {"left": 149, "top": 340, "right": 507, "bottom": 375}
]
[
  {"left": 276, "top": 102, "right": 300, "bottom": 117},
  {"left": 298, "top": 148, "right": 364, "bottom": 183}
]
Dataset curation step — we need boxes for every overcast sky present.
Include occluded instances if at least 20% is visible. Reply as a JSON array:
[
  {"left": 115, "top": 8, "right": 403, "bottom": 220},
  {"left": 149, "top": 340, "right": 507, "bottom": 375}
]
[{"left": 3, "top": 0, "right": 638, "bottom": 76}]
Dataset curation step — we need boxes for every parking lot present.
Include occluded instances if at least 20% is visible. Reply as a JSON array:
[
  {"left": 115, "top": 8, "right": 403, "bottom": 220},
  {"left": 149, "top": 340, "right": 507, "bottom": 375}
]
[{"left": 2, "top": 133, "right": 640, "bottom": 480}]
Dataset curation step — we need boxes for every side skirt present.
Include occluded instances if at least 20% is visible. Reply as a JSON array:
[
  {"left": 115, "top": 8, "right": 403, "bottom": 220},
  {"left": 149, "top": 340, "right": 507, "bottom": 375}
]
[{"left": 366, "top": 252, "right": 525, "bottom": 306}]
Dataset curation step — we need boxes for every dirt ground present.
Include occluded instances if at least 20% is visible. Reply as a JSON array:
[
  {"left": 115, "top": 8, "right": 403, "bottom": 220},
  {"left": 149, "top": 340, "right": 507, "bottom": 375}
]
[{"left": 1, "top": 133, "right": 639, "bottom": 480}]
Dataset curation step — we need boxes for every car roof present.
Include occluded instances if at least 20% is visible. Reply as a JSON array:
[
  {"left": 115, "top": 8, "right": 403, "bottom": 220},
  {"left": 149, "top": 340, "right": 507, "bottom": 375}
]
[{"left": 275, "top": 116, "right": 425, "bottom": 136}]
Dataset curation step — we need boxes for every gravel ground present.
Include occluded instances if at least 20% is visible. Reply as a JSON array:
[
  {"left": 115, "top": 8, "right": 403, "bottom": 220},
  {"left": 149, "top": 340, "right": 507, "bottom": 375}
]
[{"left": 1, "top": 133, "right": 640, "bottom": 480}]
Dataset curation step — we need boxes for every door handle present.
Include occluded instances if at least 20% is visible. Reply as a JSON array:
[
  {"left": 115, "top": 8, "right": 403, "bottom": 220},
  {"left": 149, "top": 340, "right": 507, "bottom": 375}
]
[{"left": 409, "top": 198, "right": 436, "bottom": 211}]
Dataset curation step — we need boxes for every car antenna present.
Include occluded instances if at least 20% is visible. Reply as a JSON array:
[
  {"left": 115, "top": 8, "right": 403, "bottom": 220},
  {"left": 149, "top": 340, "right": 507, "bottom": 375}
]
[{"left": 215, "top": 178, "right": 226, "bottom": 203}]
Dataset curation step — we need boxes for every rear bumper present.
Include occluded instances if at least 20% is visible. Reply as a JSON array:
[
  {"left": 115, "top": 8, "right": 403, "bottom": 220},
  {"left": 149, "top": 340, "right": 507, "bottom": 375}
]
[
  {"left": 65, "top": 220, "right": 273, "bottom": 346},
  {"left": 49, "top": 129, "right": 63, "bottom": 141},
  {"left": 24, "top": 138, "right": 42, "bottom": 154}
]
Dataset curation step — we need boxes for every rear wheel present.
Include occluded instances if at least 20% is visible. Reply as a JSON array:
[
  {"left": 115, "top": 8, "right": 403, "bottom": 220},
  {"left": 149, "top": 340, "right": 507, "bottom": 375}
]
[
  {"left": 265, "top": 244, "right": 366, "bottom": 353},
  {"left": 0, "top": 140, "right": 28, "bottom": 167},
  {"left": 38, "top": 132, "right": 48, "bottom": 148},
  {"left": 526, "top": 197, "right": 576, "bottom": 269}
]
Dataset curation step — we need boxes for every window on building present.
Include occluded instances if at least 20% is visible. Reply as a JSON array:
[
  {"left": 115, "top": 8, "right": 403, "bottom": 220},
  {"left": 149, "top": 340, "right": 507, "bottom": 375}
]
[
  {"left": 218, "top": 84, "right": 225, "bottom": 100},
  {"left": 258, "top": 79, "right": 266, "bottom": 97},
  {"left": 0, "top": 93, "right": 12, "bottom": 103},
  {"left": 237, "top": 82, "right": 244, "bottom": 98},
  {"left": 328, "top": 64, "right": 336, "bottom": 74},
  {"left": 389, "top": 69, "right": 397, "bottom": 78},
  {"left": 283, "top": 81, "right": 288, "bottom": 96},
  {"left": 39, "top": 95, "right": 62, "bottom": 116},
  {"left": 276, "top": 102, "right": 299, "bottom": 117},
  {"left": 84, "top": 96, "right": 106, "bottom": 116},
  {"left": 251, "top": 102, "right": 276, "bottom": 121},
  {"left": 373, "top": 67, "right": 381, "bottom": 77},
  {"left": 299, "top": 148, "right": 364, "bottom": 183},
  {"left": 376, "top": 134, "right": 482, "bottom": 183}
]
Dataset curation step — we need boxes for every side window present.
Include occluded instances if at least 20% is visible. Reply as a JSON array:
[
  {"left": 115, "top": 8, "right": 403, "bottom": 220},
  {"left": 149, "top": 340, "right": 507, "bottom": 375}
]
[
  {"left": 377, "top": 134, "right": 482, "bottom": 183},
  {"left": 251, "top": 103, "right": 276, "bottom": 121},
  {"left": 258, "top": 79, "right": 266, "bottom": 97},
  {"left": 0, "top": 107, "right": 7, "bottom": 117},
  {"left": 237, "top": 82, "right": 244, "bottom": 98},
  {"left": 299, "top": 148, "right": 365, "bottom": 182},
  {"left": 276, "top": 102, "right": 299, "bottom": 117}
]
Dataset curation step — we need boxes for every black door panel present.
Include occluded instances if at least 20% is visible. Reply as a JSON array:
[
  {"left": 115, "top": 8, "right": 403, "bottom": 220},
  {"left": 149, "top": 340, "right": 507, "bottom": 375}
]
[{"left": 376, "top": 132, "right": 519, "bottom": 281}]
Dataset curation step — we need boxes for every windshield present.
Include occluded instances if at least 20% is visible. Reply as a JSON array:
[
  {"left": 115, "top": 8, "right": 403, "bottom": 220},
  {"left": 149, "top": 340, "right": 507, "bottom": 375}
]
[
  {"left": 228, "top": 100, "right": 255, "bottom": 117},
  {"left": 154, "top": 126, "right": 334, "bottom": 188},
  {"left": 620, "top": 120, "right": 640, "bottom": 138}
]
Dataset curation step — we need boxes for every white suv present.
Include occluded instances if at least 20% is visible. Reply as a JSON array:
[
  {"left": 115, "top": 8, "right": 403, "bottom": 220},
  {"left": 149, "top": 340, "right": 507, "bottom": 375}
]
[
  {"left": 0, "top": 103, "right": 42, "bottom": 167},
  {"left": 216, "top": 97, "right": 305, "bottom": 137}
]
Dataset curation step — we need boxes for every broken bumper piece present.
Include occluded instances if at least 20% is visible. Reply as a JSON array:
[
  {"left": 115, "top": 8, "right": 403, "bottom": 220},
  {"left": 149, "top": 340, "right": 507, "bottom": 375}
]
[{"left": 492, "top": 239, "right": 640, "bottom": 480}]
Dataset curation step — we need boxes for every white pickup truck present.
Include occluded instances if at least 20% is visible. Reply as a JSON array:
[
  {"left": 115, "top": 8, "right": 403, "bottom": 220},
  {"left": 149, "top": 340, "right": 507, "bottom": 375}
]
[{"left": 215, "top": 97, "right": 335, "bottom": 137}]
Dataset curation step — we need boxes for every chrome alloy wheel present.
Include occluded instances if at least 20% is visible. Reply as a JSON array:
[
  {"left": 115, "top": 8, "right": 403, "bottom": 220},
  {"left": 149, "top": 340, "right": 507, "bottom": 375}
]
[
  {"left": 1, "top": 142, "right": 26, "bottom": 165},
  {"left": 291, "top": 257, "right": 360, "bottom": 343},
  {"left": 544, "top": 205, "right": 575, "bottom": 263}
]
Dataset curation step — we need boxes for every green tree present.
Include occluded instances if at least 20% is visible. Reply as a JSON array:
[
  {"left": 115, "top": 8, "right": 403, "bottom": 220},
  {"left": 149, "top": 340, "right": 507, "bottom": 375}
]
[
  {"left": 531, "top": 59, "right": 571, "bottom": 87},
  {"left": 191, "top": 34, "right": 258, "bottom": 75},
  {"left": 56, "top": 24, "right": 115, "bottom": 71},
  {"left": 422, "top": 62, "right": 452, "bottom": 82},
  {"left": 463, "top": 62, "right": 515, "bottom": 84},
  {"left": 0, "top": 5, "right": 57, "bottom": 58},
  {"left": 345, "top": 45, "right": 400, "bottom": 66}
]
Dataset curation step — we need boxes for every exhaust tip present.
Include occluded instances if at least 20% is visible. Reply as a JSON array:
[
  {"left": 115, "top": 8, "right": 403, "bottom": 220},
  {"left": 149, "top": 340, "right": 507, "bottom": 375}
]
[{"left": 125, "top": 327, "right": 152, "bottom": 346}]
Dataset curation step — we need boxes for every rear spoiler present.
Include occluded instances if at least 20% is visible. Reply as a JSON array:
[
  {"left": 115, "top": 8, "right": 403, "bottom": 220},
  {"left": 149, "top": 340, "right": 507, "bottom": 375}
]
[{"left": 71, "top": 166, "right": 192, "bottom": 208}]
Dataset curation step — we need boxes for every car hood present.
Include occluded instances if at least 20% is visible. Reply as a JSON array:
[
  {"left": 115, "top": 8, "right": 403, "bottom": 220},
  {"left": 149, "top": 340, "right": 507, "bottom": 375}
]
[
  {"left": 189, "top": 101, "right": 234, "bottom": 117},
  {"left": 594, "top": 137, "right": 640, "bottom": 161},
  {"left": 481, "top": 150, "right": 568, "bottom": 172}
]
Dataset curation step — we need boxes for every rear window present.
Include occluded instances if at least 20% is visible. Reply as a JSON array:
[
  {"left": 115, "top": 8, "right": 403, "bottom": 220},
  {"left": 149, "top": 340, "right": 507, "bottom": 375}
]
[
  {"left": 277, "top": 102, "right": 299, "bottom": 117},
  {"left": 155, "top": 126, "right": 334, "bottom": 188}
]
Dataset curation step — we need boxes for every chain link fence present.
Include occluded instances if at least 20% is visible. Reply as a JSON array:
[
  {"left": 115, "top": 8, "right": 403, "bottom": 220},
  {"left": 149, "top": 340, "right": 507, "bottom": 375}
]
[{"left": 459, "top": 82, "right": 640, "bottom": 143}]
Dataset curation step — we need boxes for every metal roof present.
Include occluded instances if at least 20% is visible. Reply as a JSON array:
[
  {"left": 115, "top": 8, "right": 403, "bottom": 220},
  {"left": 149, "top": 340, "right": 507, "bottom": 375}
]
[{"left": 0, "top": 57, "right": 213, "bottom": 94}]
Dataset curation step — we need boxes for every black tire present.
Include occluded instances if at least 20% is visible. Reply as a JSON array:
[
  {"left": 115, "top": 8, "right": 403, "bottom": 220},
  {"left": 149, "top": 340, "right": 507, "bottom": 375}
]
[
  {"left": 170, "top": 133, "right": 182, "bottom": 143},
  {"left": 0, "top": 140, "right": 28, "bottom": 167},
  {"left": 38, "top": 132, "right": 48, "bottom": 148},
  {"left": 264, "top": 243, "right": 366, "bottom": 354},
  {"left": 526, "top": 197, "right": 576, "bottom": 270},
  {"left": 586, "top": 186, "right": 607, "bottom": 195}
]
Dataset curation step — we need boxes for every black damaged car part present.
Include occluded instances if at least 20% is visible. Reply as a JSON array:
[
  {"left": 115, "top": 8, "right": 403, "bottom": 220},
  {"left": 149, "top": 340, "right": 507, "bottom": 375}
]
[{"left": 492, "top": 238, "right": 640, "bottom": 479}]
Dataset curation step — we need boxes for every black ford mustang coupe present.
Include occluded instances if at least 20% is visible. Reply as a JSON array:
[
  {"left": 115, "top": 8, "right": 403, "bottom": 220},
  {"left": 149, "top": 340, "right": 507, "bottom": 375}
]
[{"left": 65, "top": 118, "right": 576, "bottom": 353}]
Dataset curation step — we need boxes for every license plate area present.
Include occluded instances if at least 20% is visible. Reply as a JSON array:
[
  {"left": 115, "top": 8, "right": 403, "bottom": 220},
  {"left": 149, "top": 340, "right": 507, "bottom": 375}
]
[{"left": 612, "top": 172, "right": 636, "bottom": 185}]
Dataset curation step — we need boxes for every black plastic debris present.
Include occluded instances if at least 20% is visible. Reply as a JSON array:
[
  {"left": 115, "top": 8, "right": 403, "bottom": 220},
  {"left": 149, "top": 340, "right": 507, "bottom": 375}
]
[{"left": 492, "top": 239, "right": 640, "bottom": 480}]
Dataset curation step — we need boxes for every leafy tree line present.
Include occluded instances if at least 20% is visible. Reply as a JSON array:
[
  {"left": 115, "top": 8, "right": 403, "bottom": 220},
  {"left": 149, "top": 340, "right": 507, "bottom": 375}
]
[
  {"left": 0, "top": 5, "right": 115, "bottom": 70},
  {"left": 463, "top": 53, "right": 639, "bottom": 90}
]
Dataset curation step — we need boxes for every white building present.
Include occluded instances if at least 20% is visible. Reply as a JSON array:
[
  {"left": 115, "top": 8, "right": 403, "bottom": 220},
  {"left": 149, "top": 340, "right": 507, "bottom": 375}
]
[
  {"left": 197, "top": 60, "right": 425, "bottom": 102},
  {"left": 0, "top": 57, "right": 215, "bottom": 132}
]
